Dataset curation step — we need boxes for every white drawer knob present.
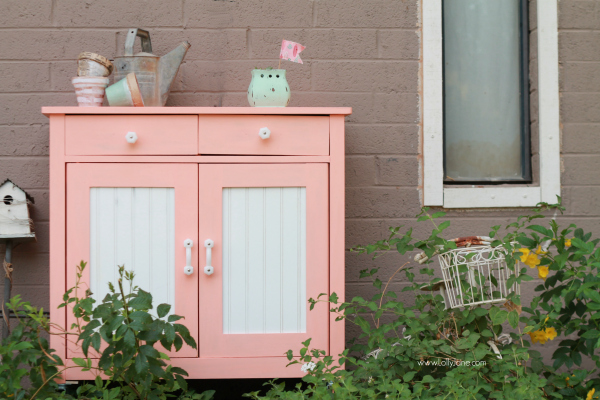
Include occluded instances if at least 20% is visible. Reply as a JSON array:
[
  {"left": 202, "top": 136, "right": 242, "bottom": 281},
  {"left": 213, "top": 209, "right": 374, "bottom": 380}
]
[
  {"left": 125, "top": 131, "right": 138, "bottom": 144},
  {"left": 258, "top": 127, "right": 271, "bottom": 140}
]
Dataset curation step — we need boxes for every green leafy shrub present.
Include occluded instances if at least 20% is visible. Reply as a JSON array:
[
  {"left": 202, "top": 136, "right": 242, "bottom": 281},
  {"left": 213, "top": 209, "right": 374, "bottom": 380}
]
[
  {"left": 246, "top": 201, "right": 600, "bottom": 399},
  {"left": 0, "top": 296, "right": 68, "bottom": 399},
  {"left": 62, "top": 262, "right": 213, "bottom": 400},
  {"left": 0, "top": 262, "right": 214, "bottom": 400}
]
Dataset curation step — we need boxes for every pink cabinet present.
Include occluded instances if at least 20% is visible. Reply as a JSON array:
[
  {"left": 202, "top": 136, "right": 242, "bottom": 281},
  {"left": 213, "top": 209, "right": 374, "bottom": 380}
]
[{"left": 43, "top": 107, "right": 351, "bottom": 380}]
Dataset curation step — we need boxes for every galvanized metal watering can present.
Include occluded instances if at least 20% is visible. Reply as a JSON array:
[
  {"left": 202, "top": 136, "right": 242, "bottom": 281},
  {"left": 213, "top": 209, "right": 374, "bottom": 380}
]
[{"left": 113, "top": 28, "right": 190, "bottom": 106}]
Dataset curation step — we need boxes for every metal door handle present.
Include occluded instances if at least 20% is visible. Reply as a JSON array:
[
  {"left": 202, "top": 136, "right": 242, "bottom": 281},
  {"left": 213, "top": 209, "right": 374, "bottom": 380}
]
[
  {"left": 183, "top": 239, "right": 193, "bottom": 275},
  {"left": 204, "top": 239, "right": 214, "bottom": 275}
]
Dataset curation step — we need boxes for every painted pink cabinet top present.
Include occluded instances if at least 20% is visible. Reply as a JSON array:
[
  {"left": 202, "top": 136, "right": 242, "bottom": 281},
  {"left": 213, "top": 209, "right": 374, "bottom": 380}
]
[{"left": 42, "top": 106, "right": 352, "bottom": 115}]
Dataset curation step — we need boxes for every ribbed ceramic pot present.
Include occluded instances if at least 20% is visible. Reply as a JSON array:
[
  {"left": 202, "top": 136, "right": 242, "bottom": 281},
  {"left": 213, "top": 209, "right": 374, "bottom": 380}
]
[
  {"left": 71, "top": 76, "right": 109, "bottom": 107},
  {"left": 247, "top": 69, "right": 290, "bottom": 107}
]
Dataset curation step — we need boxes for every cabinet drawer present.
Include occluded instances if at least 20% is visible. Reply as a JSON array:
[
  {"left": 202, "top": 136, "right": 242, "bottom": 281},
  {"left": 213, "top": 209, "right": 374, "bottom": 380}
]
[
  {"left": 198, "top": 115, "right": 329, "bottom": 155},
  {"left": 65, "top": 115, "right": 198, "bottom": 155}
]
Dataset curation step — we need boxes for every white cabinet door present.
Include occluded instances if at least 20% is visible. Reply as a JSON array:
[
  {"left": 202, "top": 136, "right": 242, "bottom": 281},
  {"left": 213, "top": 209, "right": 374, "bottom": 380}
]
[
  {"left": 66, "top": 163, "right": 199, "bottom": 358},
  {"left": 199, "top": 164, "right": 330, "bottom": 358}
]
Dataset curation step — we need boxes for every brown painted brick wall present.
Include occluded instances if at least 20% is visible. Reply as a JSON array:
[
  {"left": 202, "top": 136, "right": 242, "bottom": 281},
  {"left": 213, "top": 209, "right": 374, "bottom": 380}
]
[{"left": 0, "top": 0, "right": 599, "bottom": 370}]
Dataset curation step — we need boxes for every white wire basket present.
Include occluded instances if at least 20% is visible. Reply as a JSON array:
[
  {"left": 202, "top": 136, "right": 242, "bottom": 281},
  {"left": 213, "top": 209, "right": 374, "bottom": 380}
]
[{"left": 437, "top": 239, "right": 520, "bottom": 309}]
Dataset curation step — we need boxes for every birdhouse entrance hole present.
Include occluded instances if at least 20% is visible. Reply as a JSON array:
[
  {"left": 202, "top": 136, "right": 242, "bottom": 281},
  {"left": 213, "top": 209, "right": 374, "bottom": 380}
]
[{"left": 3, "top": 195, "right": 13, "bottom": 205}]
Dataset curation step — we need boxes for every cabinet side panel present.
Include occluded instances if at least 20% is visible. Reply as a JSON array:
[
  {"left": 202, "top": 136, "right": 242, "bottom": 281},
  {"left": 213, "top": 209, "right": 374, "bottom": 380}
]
[
  {"left": 330, "top": 115, "right": 346, "bottom": 361},
  {"left": 49, "top": 114, "right": 67, "bottom": 368}
]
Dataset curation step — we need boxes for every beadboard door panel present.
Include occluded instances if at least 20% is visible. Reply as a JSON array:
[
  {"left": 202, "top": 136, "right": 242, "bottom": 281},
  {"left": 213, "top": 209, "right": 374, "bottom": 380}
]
[
  {"left": 222, "top": 187, "right": 307, "bottom": 335},
  {"left": 66, "top": 163, "right": 199, "bottom": 358},
  {"left": 89, "top": 187, "right": 176, "bottom": 312},
  {"left": 198, "top": 164, "right": 329, "bottom": 358}
]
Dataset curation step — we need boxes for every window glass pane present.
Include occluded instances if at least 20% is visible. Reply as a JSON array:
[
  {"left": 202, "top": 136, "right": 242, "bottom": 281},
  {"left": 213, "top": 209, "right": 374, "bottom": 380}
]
[{"left": 444, "top": 0, "right": 526, "bottom": 181}]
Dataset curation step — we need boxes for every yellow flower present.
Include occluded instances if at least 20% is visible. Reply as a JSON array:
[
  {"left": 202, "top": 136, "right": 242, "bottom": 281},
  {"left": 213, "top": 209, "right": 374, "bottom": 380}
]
[
  {"left": 518, "top": 248, "right": 541, "bottom": 268},
  {"left": 565, "top": 239, "right": 572, "bottom": 247},
  {"left": 538, "top": 266, "right": 549, "bottom": 280},
  {"left": 587, "top": 388, "right": 595, "bottom": 400},
  {"left": 535, "top": 245, "right": 548, "bottom": 255},
  {"left": 527, "top": 327, "right": 557, "bottom": 345}
]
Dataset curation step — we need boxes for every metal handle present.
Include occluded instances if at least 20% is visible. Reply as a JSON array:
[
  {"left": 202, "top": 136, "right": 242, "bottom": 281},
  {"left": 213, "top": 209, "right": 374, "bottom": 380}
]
[
  {"left": 259, "top": 127, "right": 271, "bottom": 140},
  {"left": 183, "top": 239, "right": 193, "bottom": 275},
  {"left": 124, "top": 28, "right": 152, "bottom": 56},
  {"left": 204, "top": 239, "right": 214, "bottom": 275},
  {"left": 125, "top": 131, "right": 138, "bottom": 143}
]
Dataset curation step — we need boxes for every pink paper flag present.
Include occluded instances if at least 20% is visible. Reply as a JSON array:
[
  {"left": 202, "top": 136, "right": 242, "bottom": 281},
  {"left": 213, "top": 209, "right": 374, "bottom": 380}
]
[{"left": 279, "top": 40, "right": 306, "bottom": 64}]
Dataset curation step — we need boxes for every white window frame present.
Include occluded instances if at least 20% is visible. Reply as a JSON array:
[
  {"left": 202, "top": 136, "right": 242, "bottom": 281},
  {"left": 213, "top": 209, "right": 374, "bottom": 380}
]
[{"left": 422, "top": 0, "right": 560, "bottom": 208}]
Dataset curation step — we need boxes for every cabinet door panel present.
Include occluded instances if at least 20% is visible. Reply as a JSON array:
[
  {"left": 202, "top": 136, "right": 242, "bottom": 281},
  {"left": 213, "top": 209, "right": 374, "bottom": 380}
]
[
  {"left": 222, "top": 187, "right": 307, "bottom": 334},
  {"left": 199, "top": 164, "right": 329, "bottom": 358},
  {"left": 66, "top": 163, "right": 199, "bottom": 358},
  {"left": 89, "top": 187, "right": 176, "bottom": 311}
]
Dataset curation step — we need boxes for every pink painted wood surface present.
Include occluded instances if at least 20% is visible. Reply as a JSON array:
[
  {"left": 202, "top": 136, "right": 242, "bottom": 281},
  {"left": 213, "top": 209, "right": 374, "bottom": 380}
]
[
  {"left": 61, "top": 356, "right": 307, "bottom": 380},
  {"left": 65, "top": 115, "right": 198, "bottom": 155},
  {"left": 43, "top": 107, "right": 352, "bottom": 116},
  {"left": 65, "top": 163, "right": 199, "bottom": 358},
  {"left": 198, "top": 163, "right": 329, "bottom": 358},
  {"left": 198, "top": 115, "right": 329, "bottom": 156},
  {"left": 64, "top": 155, "right": 331, "bottom": 163},
  {"left": 49, "top": 115, "right": 67, "bottom": 371},
  {"left": 329, "top": 115, "right": 346, "bottom": 365}
]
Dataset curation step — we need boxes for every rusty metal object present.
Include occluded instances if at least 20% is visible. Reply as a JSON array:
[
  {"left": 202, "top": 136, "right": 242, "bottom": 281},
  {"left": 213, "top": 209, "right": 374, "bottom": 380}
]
[
  {"left": 448, "top": 236, "right": 493, "bottom": 248},
  {"left": 414, "top": 236, "right": 493, "bottom": 264},
  {"left": 77, "top": 52, "right": 113, "bottom": 77},
  {"left": 113, "top": 28, "right": 190, "bottom": 107}
]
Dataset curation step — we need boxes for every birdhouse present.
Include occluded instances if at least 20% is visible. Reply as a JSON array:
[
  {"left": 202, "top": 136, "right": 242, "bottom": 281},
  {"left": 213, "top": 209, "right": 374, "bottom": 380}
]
[{"left": 0, "top": 179, "right": 35, "bottom": 242}]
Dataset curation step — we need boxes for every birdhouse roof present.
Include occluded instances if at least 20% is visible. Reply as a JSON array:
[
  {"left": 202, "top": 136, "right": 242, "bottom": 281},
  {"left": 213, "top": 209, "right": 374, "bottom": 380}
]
[{"left": 0, "top": 179, "right": 35, "bottom": 204}]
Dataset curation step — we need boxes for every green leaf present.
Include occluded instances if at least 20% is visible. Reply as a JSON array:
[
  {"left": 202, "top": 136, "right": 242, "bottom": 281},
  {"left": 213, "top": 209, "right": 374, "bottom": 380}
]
[
  {"left": 437, "top": 221, "right": 450, "bottom": 231},
  {"left": 581, "top": 330, "right": 600, "bottom": 339},
  {"left": 168, "top": 314, "right": 184, "bottom": 323},
  {"left": 72, "top": 358, "right": 87, "bottom": 367},
  {"left": 489, "top": 306, "right": 508, "bottom": 325},
  {"left": 431, "top": 212, "right": 446, "bottom": 219},
  {"left": 164, "top": 324, "right": 176, "bottom": 343},
  {"left": 527, "top": 225, "right": 553, "bottom": 238},
  {"left": 516, "top": 236, "right": 537, "bottom": 248},
  {"left": 135, "top": 353, "right": 149, "bottom": 374},
  {"left": 473, "top": 308, "right": 488, "bottom": 317},
  {"left": 123, "top": 328, "right": 136, "bottom": 348},
  {"left": 584, "top": 289, "right": 600, "bottom": 303},
  {"left": 11, "top": 342, "right": 33, "bottom": 351},
  {"left": 128, "top": 289, "right": 153, "bottom": 310},
  {"left": 403, "top": 371, "right": 416, "bottom": 382},
  {"left": 508, "top": 310, "right": 519, "bottom": 328},
  {"left": 157, "top": 303, "right": 171, "bottom": 318}
]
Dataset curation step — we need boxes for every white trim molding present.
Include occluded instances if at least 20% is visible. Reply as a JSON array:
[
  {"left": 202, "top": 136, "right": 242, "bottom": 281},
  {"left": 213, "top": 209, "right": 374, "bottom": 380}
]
[{"left": 422, "top": 0, "right": 561, "bottom": 208}]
